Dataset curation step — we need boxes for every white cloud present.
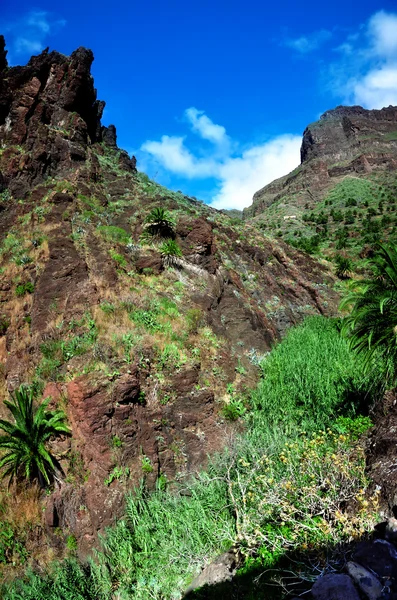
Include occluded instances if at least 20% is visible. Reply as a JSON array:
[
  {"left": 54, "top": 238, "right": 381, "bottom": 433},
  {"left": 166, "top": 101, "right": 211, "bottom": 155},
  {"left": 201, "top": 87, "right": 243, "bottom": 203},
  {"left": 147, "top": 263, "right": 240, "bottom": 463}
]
[
  {"left": 212, "top": 135, "right": 301, "bottom": 210},
  {"left": 368, "top": 11, "right": 397, "bottom": 57},
  {"left": 185, "top": 107, "right": 230, "bottom": 147},
  {"left": 1, "top": 9, "right": 66, "bottom": 60},
  {"left": 329, "top": 10, "right": 397, "bottom": 109},
  {"left": 353, "top": 65, "right": 397, "bottom": 109},
  {"left": 284, "top": 29, "right": 332, "bottom": 54},
  {"left": 140, "top": 108, "right": 301, "bottom": 210},
  {"left": 141, "top": 135, "right": 217, "bottom": 178}
]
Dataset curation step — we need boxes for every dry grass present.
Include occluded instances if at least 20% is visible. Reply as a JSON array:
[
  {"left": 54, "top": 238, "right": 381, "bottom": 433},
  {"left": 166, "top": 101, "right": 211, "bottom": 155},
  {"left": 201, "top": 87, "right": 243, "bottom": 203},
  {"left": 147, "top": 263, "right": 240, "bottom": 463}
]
[{"left": 0, "top": 484, "right": 42, "bottom": 530}]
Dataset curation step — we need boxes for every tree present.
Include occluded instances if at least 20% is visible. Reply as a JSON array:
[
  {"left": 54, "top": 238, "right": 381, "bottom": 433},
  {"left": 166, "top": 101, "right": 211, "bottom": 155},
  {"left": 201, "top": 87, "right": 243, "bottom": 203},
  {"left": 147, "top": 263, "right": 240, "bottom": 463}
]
[
  {"left": 143, "top": 207, "right": 176, "bottom": 239},
  {"left": 160, "top": 239, "right": 183, "bottom": 267},
  {"left": 341, "top": 243, "right": 397, "bottom": 383},
  {"left": 334, "top": 254, "right": 352, "bottom": 279},
  {"left": 0, "top": 386, "right": 70, "bottom": 487}
]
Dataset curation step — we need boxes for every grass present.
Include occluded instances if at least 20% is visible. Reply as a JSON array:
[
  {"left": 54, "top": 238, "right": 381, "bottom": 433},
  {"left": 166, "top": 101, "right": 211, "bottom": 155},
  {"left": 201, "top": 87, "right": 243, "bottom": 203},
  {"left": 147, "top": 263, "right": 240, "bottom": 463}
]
[{"left": 1, "top": 316, "right": 384, "bottom": 599}]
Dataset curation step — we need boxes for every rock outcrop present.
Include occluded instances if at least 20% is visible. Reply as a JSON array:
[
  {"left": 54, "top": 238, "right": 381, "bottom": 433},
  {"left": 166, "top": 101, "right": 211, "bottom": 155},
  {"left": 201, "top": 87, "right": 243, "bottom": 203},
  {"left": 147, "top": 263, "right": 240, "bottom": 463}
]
[
  {"left": 245, "top": 105, "right": 397, "bottom": 218},
  {"left": 0, "top": 35, "right": 134, "bottom": 198}
]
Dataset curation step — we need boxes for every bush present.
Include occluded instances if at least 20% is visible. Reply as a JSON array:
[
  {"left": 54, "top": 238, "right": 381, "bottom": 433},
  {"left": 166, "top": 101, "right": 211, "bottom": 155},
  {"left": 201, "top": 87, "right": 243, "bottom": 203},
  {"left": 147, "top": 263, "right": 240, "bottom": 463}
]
[
  {"left": 97, "top": 226, "right": 130, "bottom": 244},
  {"left": 15, "top": 282, "right": 34, "bottom": 297},
  {"left": 160, "top": 239, "right": 182, "bottom": 260}
]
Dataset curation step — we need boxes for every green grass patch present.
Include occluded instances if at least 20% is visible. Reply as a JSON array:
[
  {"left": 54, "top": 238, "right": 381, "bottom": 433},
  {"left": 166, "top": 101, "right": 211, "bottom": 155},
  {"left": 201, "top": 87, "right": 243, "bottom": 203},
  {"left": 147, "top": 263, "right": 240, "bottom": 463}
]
[
  {"left": 2, "top": 317, "right": 384, "bottom": 599},
  {"left": 97, "top": 225, "right": 130, "bottom": 244}
]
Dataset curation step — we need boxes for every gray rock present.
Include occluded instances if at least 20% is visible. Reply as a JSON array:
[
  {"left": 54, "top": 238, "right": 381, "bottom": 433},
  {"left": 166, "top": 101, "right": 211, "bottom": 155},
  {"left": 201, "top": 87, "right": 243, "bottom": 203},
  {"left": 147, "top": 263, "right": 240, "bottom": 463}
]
[
  {"left": 385, "top": 517, "right": 397, "bottom": 543},
  {"left": 311, "top": 573, "right": 360, "bottom": 600},
  {"left": 346, "top": 561, "right": 383, "bottom": 600},
  {"left": 353, "top": 539, "right": 397, "bottom": 580},
  {"left": 184, "top": 552, "right": 236, "bottom": 594}
]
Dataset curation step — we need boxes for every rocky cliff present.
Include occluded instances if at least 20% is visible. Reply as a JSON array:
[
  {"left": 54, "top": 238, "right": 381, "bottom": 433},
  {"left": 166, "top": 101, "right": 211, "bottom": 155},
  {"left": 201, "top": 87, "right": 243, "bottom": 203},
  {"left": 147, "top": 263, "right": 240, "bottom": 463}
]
[
  {"left": 245, "top": 105, "right": 397, "bottom": 219},
  {"left": 0, "top": 38, "right": 338, "bottom": 561}
]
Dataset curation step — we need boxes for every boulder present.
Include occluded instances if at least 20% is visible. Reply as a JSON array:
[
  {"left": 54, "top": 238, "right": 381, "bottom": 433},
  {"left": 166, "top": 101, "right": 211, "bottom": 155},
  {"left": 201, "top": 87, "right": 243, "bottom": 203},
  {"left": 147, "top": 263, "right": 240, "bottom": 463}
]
[
  {"left": 311, "top": 574, "right": 360, "bottom": 600},
  {"left": 346, "top": 561, "right": 383, "bottom": 600}
]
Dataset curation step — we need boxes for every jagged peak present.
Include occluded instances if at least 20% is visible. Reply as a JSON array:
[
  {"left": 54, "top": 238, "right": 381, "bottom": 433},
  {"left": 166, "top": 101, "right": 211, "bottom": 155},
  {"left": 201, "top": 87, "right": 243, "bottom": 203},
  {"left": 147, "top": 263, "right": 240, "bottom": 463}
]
[
  {"left": 0, "top": 36, "right": 136, "bottom": 197},
  {"left": 0, "top": 35, "right": 7, "bottom": 72}
]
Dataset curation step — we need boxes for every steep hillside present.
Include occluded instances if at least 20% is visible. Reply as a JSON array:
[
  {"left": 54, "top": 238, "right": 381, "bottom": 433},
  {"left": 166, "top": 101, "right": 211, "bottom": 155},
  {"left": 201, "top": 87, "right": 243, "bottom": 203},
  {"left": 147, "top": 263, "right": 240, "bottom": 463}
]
[
  {"left": 0, "top": 36, "right": 338, "bottom": 565},
  {"left": 244, "top": 106, "right": 397, "bottom": 261}
]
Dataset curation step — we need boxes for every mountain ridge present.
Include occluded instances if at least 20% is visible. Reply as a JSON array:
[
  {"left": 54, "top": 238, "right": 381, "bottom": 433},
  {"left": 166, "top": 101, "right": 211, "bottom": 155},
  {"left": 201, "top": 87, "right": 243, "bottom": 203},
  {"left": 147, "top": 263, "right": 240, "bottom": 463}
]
[{"left": 245, "top": 103, "right": 397, "bottom": 220}]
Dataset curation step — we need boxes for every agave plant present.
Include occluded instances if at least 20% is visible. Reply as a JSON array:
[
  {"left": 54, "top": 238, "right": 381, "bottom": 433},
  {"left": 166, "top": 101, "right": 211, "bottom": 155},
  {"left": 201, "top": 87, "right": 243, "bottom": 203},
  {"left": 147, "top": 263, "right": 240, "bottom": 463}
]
[
  {"left": 341, "top": 243, "right": 397, "bottom": 383},
  {"left": 143, "top": 207, "right": 176, "bottom": 239},
  {"left": 0, "top": 385, "right": 70, "bottom": 487}
]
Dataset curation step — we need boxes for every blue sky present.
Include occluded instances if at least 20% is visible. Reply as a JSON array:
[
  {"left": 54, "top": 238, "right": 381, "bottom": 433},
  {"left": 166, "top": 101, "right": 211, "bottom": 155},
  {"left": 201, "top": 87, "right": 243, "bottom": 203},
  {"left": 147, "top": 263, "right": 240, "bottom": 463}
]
[{"left": 1, "top": 1, "right": 397, "bottom": 209}]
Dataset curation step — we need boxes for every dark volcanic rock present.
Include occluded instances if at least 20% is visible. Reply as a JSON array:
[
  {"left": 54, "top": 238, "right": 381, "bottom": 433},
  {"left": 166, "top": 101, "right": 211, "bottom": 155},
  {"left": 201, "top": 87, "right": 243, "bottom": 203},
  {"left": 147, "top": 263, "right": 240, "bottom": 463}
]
[
  {"left": 0, "top": 38, "right": 134, "bottom": 194},
  {"left": 0, "top": 35, "right": 7, "bottom": 73},
  {"left": 311, "top": 573, "right": 360, "bottom": 600},
  {"left": 101, "top": 124, "right": 117, "bottom": 147}
]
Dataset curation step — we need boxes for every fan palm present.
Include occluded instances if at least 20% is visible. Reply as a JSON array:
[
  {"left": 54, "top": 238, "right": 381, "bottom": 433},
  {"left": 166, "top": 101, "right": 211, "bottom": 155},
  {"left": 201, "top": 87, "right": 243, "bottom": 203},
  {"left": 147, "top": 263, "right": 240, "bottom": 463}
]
[
  {"left": 341, "top": 243, "right": 397, "bottom": 383},
  {"left": 0, "top": 386, "right": 70, "bottom": 487}
]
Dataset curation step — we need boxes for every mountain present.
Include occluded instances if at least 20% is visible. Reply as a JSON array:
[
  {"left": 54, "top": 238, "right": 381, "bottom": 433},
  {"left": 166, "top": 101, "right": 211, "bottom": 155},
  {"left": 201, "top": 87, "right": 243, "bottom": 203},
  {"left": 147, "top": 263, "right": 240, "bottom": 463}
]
[
  {"left": 0, "top": 37, "right": 337, "bottom": 562},
  {"left": 244, "top": 106, "right": 397, "bottom": 260}
]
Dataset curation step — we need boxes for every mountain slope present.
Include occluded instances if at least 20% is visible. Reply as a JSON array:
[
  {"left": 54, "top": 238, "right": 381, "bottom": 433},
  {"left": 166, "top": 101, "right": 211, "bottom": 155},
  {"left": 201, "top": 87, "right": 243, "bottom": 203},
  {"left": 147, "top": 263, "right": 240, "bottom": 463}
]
[
  {"left": 0, "top": 37, "right": 338, "bottom": 562},
  {"left": 244, "top": 105, "right": 397, "bottom": 261}
]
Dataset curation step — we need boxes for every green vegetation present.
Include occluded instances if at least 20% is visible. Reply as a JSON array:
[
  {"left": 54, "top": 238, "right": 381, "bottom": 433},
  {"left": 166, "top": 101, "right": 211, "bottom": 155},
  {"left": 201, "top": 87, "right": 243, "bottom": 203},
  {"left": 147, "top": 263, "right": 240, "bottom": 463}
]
[
  {"left": 160, "top": 239, "right": 182, "bottom": 258},
  {"left": 1, "top": 317, "right": 383, "bottom": 599},
  {"left": 0, "top": 386, "right": 70, "bottom": 487},
  {"left": 97, "top": 225, "right": 130, "bottom": 244},
  {"left": 142, "top": 207, "right": 176, "bottom": 239},
  {"left": 341, "top": 242, "right": 397, "bottom": 384},
  {"left": 334, "top": 254, "right": 352, "bottom": 279},
  {"left": 15, "top": 282, "right": 34, "bottom": 297},
  {"left": 36, "top": 313, "right": 98, "bottom": 382},
  {"left": 270, "top": 173, "right": 397, "bottom": 271}
]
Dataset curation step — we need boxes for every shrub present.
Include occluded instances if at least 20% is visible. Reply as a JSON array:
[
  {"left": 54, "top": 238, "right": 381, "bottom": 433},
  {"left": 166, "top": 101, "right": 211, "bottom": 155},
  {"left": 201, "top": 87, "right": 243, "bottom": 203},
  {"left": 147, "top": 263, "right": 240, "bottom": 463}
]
[
  {"left": 142, "top": 207, "right": 176, "bottom": 240},
  {"left": 109, "top": 249, "right": 127, "bottom": 268},
  {"left": 221, "top": 397, "right": 246, "bottom": 421},
  {"left": 0, "top": 316, "right": 10, "bottom": 336},
  {"left": 290, "top": 234, "right": 320, "bottom": 254},
  {"left": 15, "top": 282, "right": 34, "bottom": 297},
  {"left": 97, "top": 225, "right": 130, "bottom": 244},
  {"left": 186, "top": 308, "right": 203, "bottom": 333},
  {"left": 160, "top": 239, "right": 182, "bottom": 262},
  {"left": 341, "top": 243, "right": 397, "bottom": 384}
]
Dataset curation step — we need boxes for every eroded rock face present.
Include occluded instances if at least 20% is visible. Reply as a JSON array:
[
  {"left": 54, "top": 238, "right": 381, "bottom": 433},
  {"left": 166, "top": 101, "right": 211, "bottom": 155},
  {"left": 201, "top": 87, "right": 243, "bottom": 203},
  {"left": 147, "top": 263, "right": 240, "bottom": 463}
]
[
  {"left": 301, "top": 106, "right": 397, "bottom": 164},
  {"left": 0, "top": 37, "right": 135, "bottom": 197},
  {"left": 367, "top": 390, "right": 397, "bottom": 512},
  {"left": 246, "top": 105, "right": 397, "bottom": 218}
]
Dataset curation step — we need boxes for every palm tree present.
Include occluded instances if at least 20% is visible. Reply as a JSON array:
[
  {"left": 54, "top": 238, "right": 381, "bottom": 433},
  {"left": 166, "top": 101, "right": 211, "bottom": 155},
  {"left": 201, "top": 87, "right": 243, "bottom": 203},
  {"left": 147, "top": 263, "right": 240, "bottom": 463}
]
[
  {"left": 334, "top": 254, "right": 353, "bottom": 279},
  {"left": 0, "top": 386, "right": 70, "bottom": 487},
  {"left": 160, "top": 239, "right": 183, "bottom": 267},
  {"left": 143, "top": 207, "right": 176, "bottom": 239},
  {"left": 341, "top": 242, "right": 397, "bottom": 383}
]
